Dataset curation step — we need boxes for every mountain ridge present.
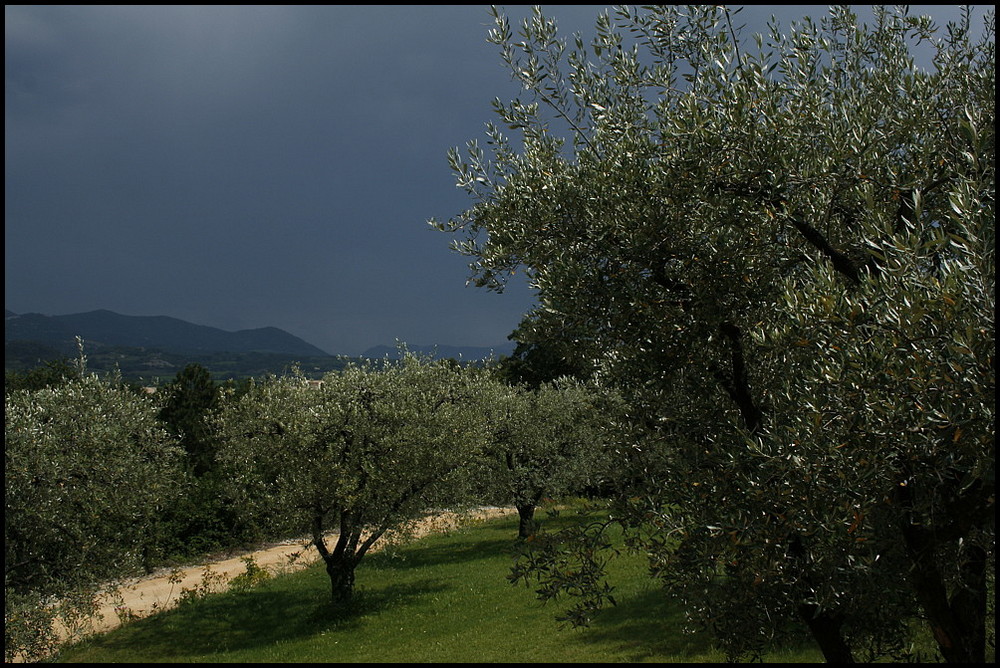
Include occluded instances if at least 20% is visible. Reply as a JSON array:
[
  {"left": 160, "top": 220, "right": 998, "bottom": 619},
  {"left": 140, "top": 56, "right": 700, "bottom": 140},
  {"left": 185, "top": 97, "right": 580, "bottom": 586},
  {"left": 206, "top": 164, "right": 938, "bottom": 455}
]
[
  {"left": 5, "top": 309, "right": 517, "bottom": 362},
  {"left": 5, "top": 309, "right": 329, "bottom": 357}
]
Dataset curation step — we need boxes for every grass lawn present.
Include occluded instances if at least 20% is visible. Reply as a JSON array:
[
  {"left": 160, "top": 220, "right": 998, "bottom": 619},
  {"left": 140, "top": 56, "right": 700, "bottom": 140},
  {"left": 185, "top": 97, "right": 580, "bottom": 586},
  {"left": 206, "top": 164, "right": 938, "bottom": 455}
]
[{"left": 59, "top": 509, "right": 822, "bottom": 663}]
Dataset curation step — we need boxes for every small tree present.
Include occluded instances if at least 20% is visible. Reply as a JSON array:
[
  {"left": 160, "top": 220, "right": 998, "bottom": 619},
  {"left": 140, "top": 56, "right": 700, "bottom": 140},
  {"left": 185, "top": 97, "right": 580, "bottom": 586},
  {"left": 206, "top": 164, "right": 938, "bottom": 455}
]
[
  {"left": 159, "top": 363, "right": 220, "bottom": 476},
  {"left": 214, "top": 355, "right": 490, "bottom": 603},
  {"left": 496, "top": 312, "right": 594, "bottom": 389},
  {"left": 485, "top": 379, "right": 620, "bottom": 540},
  {"left": 153, "top": 363, "right": 258, "bottom": 560}
]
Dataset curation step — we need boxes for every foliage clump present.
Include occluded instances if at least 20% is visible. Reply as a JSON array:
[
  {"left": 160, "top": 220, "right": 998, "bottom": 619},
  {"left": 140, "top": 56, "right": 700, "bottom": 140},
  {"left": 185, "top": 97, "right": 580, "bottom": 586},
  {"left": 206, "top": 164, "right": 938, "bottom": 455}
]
[{"left": 5, "top": 371, "right": 183, "bottom": 661}]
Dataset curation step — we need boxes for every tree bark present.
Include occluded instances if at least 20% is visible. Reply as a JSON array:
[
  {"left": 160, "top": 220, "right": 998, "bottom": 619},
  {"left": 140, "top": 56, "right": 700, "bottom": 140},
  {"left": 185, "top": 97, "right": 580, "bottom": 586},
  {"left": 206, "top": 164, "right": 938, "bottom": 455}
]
[
  {"left": 715, "top": 321, "right": 764, "bottom": 436},
  {"left": 516, "top": 503, "right": 539, "bottom": 541},
  {"left": 312, "top": 509, "right": 363, "bottom": 604},
  {"left": 787, "top": 533, "right": 855, "bottom": 663},
  {"left": 900, "top": 521, "right": 988, "bottom": 663},
  {"left": 797, "top": 604, "right": 855, "bottom": 664},
  {"left": 324, "top": 552, "right": 358, "bottom": 604},
  {"left": 896, "top": 464, "right": 991, "bottom": 664}
]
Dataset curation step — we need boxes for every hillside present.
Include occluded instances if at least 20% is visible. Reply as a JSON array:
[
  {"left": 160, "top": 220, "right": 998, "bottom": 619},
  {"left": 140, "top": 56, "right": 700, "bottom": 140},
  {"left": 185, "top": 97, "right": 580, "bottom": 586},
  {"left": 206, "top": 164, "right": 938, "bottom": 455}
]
[
  {"left": 5, "top": 309, "right": 328, "bottom": 356},
  {"left": 5, "top": 310, "right": 514, "bottom": 382}
]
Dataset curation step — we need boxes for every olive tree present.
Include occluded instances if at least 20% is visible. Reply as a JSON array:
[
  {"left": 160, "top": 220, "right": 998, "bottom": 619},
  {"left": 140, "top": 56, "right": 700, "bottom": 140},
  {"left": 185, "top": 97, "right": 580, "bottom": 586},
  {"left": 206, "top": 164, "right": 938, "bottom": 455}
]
[
  {"left": 5, "top": 373, "right": 183, "bottom": 661},
  {"left": 434, "top": 6, "right": 994, "bottom": 662},
  {"left": 484, "top": 379, "right": 621, "bottom": 540},
  {"left": 213, "top": 355, "right": 491, "bottom": 604}
]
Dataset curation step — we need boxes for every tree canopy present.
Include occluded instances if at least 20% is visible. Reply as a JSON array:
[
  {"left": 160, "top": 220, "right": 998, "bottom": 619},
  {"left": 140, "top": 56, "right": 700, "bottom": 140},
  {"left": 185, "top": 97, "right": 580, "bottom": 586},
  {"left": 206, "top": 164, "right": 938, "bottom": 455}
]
[
  {"left": 435, "top": 5, "right": 994, "bottom": 662},
  {"left": 159, "top": 363, "right": 220, "bottom": 476}
]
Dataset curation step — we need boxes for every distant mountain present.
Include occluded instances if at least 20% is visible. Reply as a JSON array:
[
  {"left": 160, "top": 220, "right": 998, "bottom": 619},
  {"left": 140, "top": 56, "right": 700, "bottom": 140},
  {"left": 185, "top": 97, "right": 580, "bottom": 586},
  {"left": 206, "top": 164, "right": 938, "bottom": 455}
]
[
  {"left": 362, "top": 342, "right": 515, "bottom": 361},
  {"left": 5, "top": 309, "right": 329, "bottom": 357}
]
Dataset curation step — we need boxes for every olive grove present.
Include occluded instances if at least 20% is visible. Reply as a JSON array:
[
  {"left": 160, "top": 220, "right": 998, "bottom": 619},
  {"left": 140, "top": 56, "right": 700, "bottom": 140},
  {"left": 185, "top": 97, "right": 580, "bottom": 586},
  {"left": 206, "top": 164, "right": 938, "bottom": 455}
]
[{"left": 434, "top": 5, "right": 994, "bottom": 662}]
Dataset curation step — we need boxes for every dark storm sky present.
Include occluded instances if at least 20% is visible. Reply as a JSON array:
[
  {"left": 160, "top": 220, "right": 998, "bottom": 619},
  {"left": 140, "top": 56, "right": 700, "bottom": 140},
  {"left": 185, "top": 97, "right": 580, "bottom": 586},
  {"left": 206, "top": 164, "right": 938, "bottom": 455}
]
[{"left": 4, "top": 5, "right": 983, "bottom": 355}]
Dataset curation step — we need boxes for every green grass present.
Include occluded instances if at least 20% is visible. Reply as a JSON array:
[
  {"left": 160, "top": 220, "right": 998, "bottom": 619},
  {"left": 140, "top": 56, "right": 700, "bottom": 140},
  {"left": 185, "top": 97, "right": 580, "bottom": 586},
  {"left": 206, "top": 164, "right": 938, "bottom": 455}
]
[{"left": 59, "top": 511, "right": 822, "bottom": 663}]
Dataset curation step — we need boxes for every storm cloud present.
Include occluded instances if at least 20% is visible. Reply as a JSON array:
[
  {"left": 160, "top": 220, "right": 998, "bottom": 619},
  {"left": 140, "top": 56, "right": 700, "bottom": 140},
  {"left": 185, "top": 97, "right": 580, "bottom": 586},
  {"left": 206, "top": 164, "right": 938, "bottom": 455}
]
[{"left": 5, "top": 5, "right": 982, "bottom": 355}]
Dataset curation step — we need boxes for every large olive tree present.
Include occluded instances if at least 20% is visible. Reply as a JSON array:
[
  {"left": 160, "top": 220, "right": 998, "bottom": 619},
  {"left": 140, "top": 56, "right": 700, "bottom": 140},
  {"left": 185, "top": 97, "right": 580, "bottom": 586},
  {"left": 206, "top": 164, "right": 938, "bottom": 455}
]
[
  {"left": 213, "top": 355, "right": 491, "bottom": 604},
  {"left": 434, "top": 6, "right": 994, "bottom": 662}
]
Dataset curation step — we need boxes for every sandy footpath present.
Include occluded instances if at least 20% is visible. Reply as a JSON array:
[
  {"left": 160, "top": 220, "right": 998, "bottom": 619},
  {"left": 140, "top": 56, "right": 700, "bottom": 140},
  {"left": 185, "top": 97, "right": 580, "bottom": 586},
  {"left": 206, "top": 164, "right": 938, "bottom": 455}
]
[{"left": 58, "top": 507, "right": 515, "bottom": 641}]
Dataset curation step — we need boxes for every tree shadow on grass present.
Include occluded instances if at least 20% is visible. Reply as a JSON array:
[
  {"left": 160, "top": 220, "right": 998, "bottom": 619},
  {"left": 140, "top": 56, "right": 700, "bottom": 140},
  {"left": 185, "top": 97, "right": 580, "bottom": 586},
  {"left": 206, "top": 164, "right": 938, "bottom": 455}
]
[
  {"left": 572, "top": 587, "right": 718, "bottom": 661},
  {"left": 70, "top": 576, "right": 451, "bottom": 660},
  {"left": 576, "top": 586, "right": 820, "bottom": 663},
  {"left": 371, "top": 535, "right": 518, "bottom": 571},
  {"left": 371, "top": 510, "right": 600, "bottom": 572}
]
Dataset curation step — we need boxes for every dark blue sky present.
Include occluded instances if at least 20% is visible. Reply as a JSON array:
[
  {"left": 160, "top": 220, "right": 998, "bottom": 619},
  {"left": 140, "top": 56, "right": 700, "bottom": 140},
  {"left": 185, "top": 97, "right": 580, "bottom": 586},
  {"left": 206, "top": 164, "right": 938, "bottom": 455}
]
[{"left": 5, "top": 5, "right": 984, "bottom": 356}]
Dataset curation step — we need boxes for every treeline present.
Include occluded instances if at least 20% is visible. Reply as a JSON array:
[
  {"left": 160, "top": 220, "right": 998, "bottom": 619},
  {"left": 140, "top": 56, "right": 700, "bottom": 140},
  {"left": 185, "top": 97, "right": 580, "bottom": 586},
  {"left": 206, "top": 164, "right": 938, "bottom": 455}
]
[{"left": 4, "top": 353, "right": 624, "bottom": 661}]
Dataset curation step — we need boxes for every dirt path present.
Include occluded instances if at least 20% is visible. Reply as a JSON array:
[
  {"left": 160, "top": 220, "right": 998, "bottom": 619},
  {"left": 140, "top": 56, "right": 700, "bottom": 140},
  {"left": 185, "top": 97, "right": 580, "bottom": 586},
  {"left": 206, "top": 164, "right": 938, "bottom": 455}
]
[{"left": 59, "top": 507, "right": 516, "bottom": 641}]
